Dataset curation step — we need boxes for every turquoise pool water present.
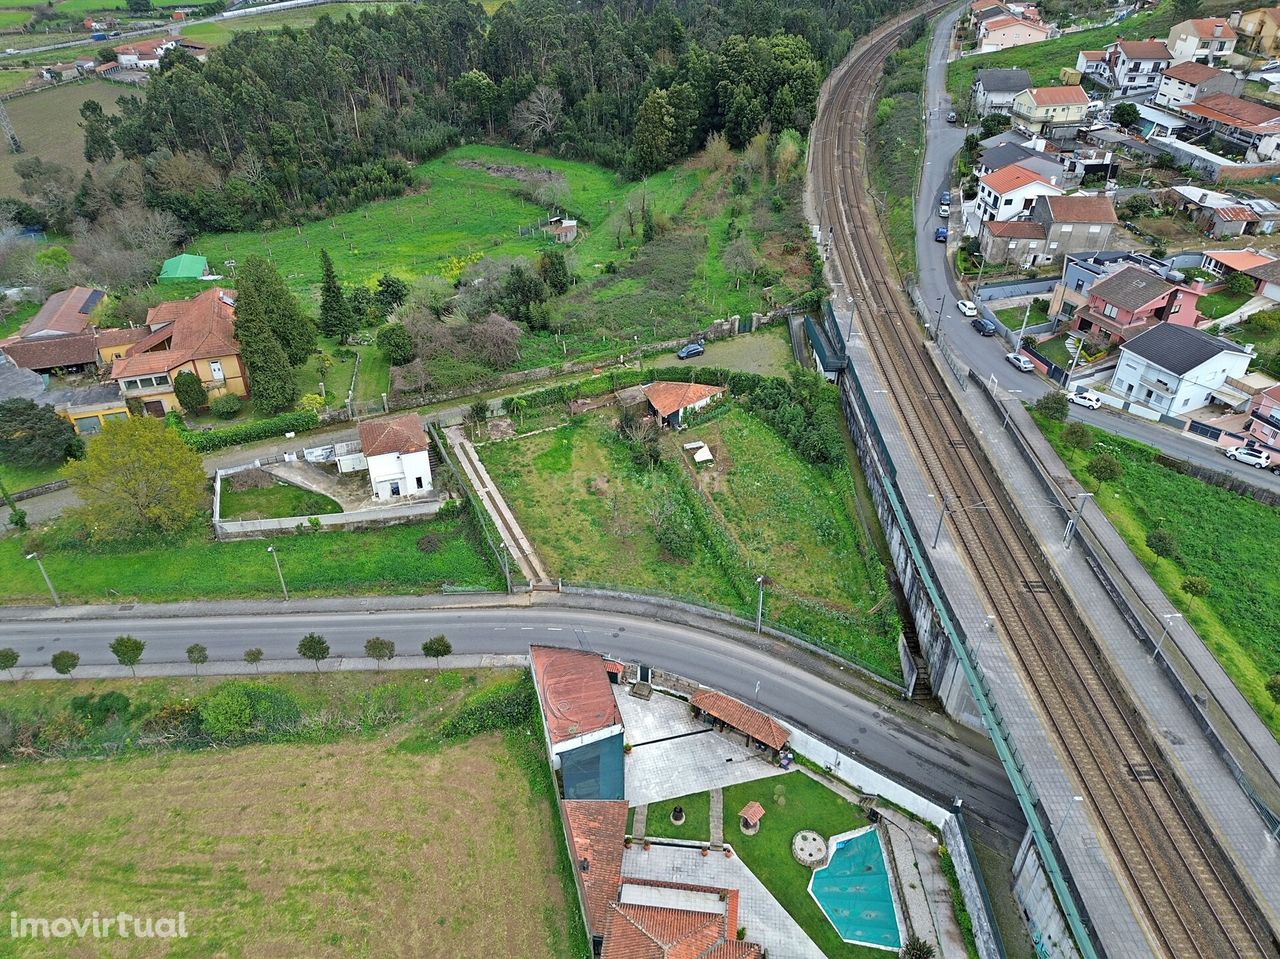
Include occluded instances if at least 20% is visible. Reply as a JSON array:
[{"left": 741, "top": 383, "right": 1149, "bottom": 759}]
[{"left": 808, "top": 828, "right": 902, "bottom": 950}]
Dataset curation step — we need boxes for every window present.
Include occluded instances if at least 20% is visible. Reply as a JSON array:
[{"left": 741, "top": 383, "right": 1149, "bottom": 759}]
[
  {"left": 209, "top": 360, "right": 223, "bottom": 381},
  {"left": 1049, "top": 242, "right": 1059, "bottom": 250},
  {"left": 1089, "top": 224, "right": 1102, "bottom": 233},
  {"left": 1003, "top": 198, "right": 1013, "bottom": 206},
  {"left": 1103, "top": 303, "right": 1118, "bottom": 318},
  {"left": 1171, "top": 303, "right": 1181, "bottom": 313},
  {"left": 73, "top": 416, "right": 101, "bottom": 435},
  {"left": 1061, "top": 224, "right": 1074, "bottom": 233},
  {"left": 124, "top": 379, "right": 140, "bottom": 390},
  {"left": 1074, "top": 279, "right": 1085, "bottom": 292},
  {"left": 415, "top": 476, "right": 424, "bottom": 490},
  {"left": 154, "top": 374, "right": 169, "bottom": 386}
]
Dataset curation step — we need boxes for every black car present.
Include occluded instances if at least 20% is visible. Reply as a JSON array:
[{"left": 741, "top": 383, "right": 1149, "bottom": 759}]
[
  {"left": 970, "top": 316, "right": 996, "bottom": 336},
  {"left": 676, "top": 342, "right": 705, "bottom": 360}
]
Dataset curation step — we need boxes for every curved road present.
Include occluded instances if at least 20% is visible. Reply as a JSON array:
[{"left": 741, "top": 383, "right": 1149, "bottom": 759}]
[{"left": 1, "top": 601, "right": 1025, "bottom": 836}]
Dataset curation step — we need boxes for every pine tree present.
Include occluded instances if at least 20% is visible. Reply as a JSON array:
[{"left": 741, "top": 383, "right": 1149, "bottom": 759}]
[
  {"left": 234, "top": 294, "right": 298, "bottom": 416},
  {"left": 538, "top": 249, "right": 571, "bottom": 295},
  {"left": 318, "top": 249, "right": 356, "bottom": 343},
  {"left": 238, "top": 255, "right": 315, "bottom": 365}
]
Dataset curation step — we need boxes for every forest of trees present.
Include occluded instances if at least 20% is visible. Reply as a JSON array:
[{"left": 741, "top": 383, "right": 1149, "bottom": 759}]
[{"left": 49, "top": 0, "right": 918, "bottom": 233}]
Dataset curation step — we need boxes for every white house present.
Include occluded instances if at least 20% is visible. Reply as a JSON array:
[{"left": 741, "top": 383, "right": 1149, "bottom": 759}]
[
  {"left": 356, "top": 413, "right": 433, "bottom": 500},
  {"left": 1086, "top": 39, "right": 1171, "bottom": 96},
  {"left": 975, "top": 163, "right": 1063, "bottom": 222},
  {"left": 978, "top": 14, "right": 1051, "bottom": 52},
  {"left": 113, "top": 37, "right": 177, "bottom": 70},
  {"left": 1153, "top": 61, "right": 1241, "bottom": 109},
  {"left": 1110, "top": 322, "right": 1253, "bottom": 413},
  {"left": 1166, "top": 17, "right": 1238, "bottom": 65},
  {"left": 972, "top": 68, "right": 1032, "bottom": 115}
]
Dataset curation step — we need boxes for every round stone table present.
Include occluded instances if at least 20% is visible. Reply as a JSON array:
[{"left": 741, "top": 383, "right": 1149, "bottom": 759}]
[{"left": 791, "top": 830, "right": 827, "bottom": 867}]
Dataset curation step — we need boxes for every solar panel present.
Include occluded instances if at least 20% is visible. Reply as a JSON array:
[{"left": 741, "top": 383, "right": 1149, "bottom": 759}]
[{"left": 78, "top": 289, "right": 105, "bottom": 314}]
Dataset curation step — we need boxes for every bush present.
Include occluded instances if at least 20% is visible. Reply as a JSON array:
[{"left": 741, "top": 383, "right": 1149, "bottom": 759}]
[
  {"left": 1225, "top": 271, "right": 1254, "bottom": 297},
  {"left": 173, "top": 370, "right": 208, "bottom": 413},
  {"left": 177, "top": 410, "right": 319, "bottom": 453},
  {"left": 209, "top": 394, "right": 243, "bottom": 419},
  {"left": 1062, "top": 422, "right": 1092, "bottom": 450},
  {"left": 70, "top": 691, "right": 131, "bottom": 727},
  {"left": 1181, "top": 575, "right": 1211, "bottom": 597},
  {"left": 1145, "top": 528, "right": 1178, "bottom": 560},
  {"left": 1267, "top": 673, "right": 1280, "bottom": 704},
  {"left": 1086, "top": 452, "right": 1122, "bottom": 483},
  {"left": 198, "top": 683, "right": 252, "bottom": 738},
  {"left": 437, "top": 674, "right": 535, "bottom": 738},
  {"left": 299, "top": 393, "right": 325, "bottom": 414},
  {"left": 1034, "top": 392, "right": 1069, "bottom": 422},
  {"left": 377, "top": 323, "right": 414, "bottom": 366}
]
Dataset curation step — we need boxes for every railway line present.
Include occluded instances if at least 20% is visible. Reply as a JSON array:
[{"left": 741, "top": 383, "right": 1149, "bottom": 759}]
[{"left": 809, "top": 8, "right": 1279, "bottom": 958}]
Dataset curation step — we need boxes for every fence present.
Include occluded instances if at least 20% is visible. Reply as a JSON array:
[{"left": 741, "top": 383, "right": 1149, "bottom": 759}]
[{"left": 974, "top": 277, "right": 1059, "bottom": 302}]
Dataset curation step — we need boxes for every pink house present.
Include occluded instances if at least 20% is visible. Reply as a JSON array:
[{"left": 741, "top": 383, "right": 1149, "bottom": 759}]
[
  {"left": 1071, "top": 265, "right": 1203, "bottom": 345},
  {"left": 1245, "top": 383, "right": 1280, "bottom": 449}
]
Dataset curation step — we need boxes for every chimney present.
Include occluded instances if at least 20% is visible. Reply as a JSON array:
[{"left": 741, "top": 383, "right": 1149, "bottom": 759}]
[
  {"left": 1213, "top": 22, "right": 1223, "bottom": 37},
  {"left": 1228, "top": 10, "right": 1241, "bottom": 28}
]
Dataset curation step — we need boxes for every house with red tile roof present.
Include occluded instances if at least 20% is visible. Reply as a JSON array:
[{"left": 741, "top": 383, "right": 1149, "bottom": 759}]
[
  {"left": 355, "top": 413, "right": 432, "bottom": 500},
  {"left": 1154, "top": 61, "right": 1240, "bottom": 109},
  {"left": 0, "top": 287, "right": 110, "bottom": 374},
  {"left": 1167, "top": 17, "right": 1237, "bottom": 65},
  {"left": 1070, "top": 265, "right": 1205, "bottom": 344},
  {"left": 977, "top": 13, "right": 1050, "bottom": 52},
  {"left": 1010, "top": 86, "right": 1090, "bottom": 136},
  {"left": 976, "top": 163, "right": 1063, "bottom": 222},
  {"left": 1081, "top": 39, "right": 1171, "bottom": 96},
  {"left": 1177, "top": 91, "right": 1280, "bottom": 161},
  {"left": 978, "top": 219, "right": 1048, "bottom": 267},
  {"left": 562, "top": 799, "right": 628, "bottom": 947},
  {"left": 110, "top": 287, "right": 246, "bottom": 417},
  {"left": 113, "top": 37, "right": 177, "bottom": 69},
  {"left": 689, "top": 689, "right": 790, "bottom": 753},
  {"left": 530, "top": 645, "right": 626, "bottom": 800},
  {"left": 1029, "top": 194, "right": 1119, "bottom": 259},
  {"left": 641, "top": 381, "right": 726, "bottom": 428}
]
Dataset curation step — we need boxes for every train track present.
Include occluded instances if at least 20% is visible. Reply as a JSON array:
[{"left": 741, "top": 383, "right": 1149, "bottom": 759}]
[{"left": 810, "top": 8, "right": 1278, "bottom": 959}]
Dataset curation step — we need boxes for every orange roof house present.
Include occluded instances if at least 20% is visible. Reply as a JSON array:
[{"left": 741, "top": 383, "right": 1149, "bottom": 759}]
[
  {"left": 357, "top": 414, "right": 429, "bottom": 457},
  {"left": 530, "top": 645, "right": 625, "bottom": 801},
  {"left": 641, "top": 381, "right": 726, "bottom": 427},
  {"left": 689, "top": 689, "right": 790, "bottom": 751},
  {"left": 110, "top": 287, "right": 247, "bottom": 415},
  {"left": 562, "top": 799, "right": 628, "bottom": 939}
]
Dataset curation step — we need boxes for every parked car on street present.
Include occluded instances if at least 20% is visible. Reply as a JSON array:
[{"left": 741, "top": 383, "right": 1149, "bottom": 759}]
[
  {"left": 1005, "top": 352, "right": 1034, "bottom": 372},
  {"left": 940, "top": 191, "right": 951, "bottom": 205},
  {"left": 676, "top": 342, "right": 705, "bottom": 360},
  {"left": 938, "top": 203, "right": 950, "bottom": 218},
  {"left": 957, "top": 300, "right": 978, "bottom": 317},
  {"left": 1224, "top": 446, "right": 1271, "bottom": 469},
  {"left": 971, "top": 316, "right": 997, "bottom": 336},
  {"left": 934, "top": 228, "right": 948, "bottom": 243},
  {"left": 1067, "top": 389, "right": 1103, "bottom": 409},
  {"left": 947, "top": 111, "right": 958, "bottom": 123}
]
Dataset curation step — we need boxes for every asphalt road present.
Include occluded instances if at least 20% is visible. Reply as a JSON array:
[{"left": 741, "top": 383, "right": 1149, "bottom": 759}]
[
  {"left": 911, "top": 13, "right": 1280, "bottom": 495},
  {"left": 0, "top": 602, "right": 1026, "bottom": 837}
]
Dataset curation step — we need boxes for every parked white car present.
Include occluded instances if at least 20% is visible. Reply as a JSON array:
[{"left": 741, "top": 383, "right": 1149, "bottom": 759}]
[
  {"left": 956, "top": 300, "right": 978, "bottom": 317},
  {"left": 1005, "top": 353, "right": 1034, "bottom": 372},
  {"left": 1224, "top": 446, "right": 1272, "bottom": 469},
  {"left": 938, "top": 203, "right": 950, "bottom": 218},
  {"left": 1067, "top": 389, "right": 1102, "bottom": 410}
]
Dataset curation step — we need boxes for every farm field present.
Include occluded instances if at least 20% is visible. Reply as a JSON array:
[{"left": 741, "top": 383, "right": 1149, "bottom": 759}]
[
  {"left": 1037, "top": 416, "right": 1280, "bottom": 738},
  {"left": 0, "top": 80, "right": 121, "bottom": 195},
  {"left": 0, "top": 510, "right": 503, "bottom": 604},
  {"left": 0, "top": 670, "right": 584, "bottom": 959}
]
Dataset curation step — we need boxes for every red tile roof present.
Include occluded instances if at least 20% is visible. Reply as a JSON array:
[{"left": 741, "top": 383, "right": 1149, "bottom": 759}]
[
  {"left": 562, "top": 800, "right": 627, "bottom": 936},
  {"left": 1206, "top": 249, "right": 1274, "bottom": 271},
  {"left": 1026, "top": 85, "right": 1089, "bottom": 107},
  {"left": 689, "top": 689, "right": 790, "bottom": 750},
  {"left": 1161, "top": 61, "right": 1221, "bottom": 84},
  {"left": 603, "top": 903, "right": 723, "bottom": 959},
  {"left": 641, "top": 382, "right": 726, "bottom": 418},
  {"left": 1044, "top": 194, "right": 1118, "bottom": 224},
  {"left": 94, "top": 327, "right": 150, "bottom": 350},
  {"left": 357, "top": 413, "right": 428, "bottom": 457},
  {"left": 1176, "top": 17, "right": 1237, "bottom": 39},
  {"left": 980, "top": 163, "right": 1053, "bottom": 195},
  {"left": 530, "top": 645, "right": 623, "bottom": 745},
  {"left": 738, "top": 801, "right": 765, "bottom": 826},
  {"left": 111, "top": 287, "right": 241, "bottom": 381},
  {"left": 1114, "top": 39, "right": 1170, "bottom": 59},
  {"left": 1181, "top": 91, "right": 1280, "bottom": 133},
  {"left": 984, "top": 220, "right": 1047, "bottom": 239},
  {"left": 1079, "top": 50, "right": 1105, "bottom": 61},
  {"left": 20, "top": 287, "right": 103, "bottom": 337},
  {"left": 0, "top": 332, "right": 98, "bottom": 371},
  {"left": 114, "top": 37, "right": 174, "bottom": 57}
]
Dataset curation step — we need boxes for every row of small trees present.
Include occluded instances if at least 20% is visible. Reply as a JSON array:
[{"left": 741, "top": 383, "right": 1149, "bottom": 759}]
[{"left": 0, "top": 633, "right": 453, "bottom": 678}]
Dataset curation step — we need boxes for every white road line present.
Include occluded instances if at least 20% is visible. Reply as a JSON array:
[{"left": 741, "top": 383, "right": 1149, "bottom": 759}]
[{"left": 546, "top": 627, "right": 563, "bottom": 631}]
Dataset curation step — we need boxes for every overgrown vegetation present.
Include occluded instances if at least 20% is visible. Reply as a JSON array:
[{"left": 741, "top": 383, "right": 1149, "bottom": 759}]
[{"left": 1035, "top": 415, "right": 1280, "bottom": 738}]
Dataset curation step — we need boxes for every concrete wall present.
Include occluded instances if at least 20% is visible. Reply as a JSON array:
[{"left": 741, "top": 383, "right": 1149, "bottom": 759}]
[
  {"left": 943, "top": 813, "right": 1007, "bottom": 959},
  {"left": 1013, "top": 830, "right": 1080, "bottom": 959}
]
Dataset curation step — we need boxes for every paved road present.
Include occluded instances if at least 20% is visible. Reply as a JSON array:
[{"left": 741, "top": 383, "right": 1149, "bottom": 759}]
[
  {"left": 0, "top": 601, "right": 1025, "bottom": 837},
  {"left": 911, "top": 13, "right": 1280, "bottom": 496}
]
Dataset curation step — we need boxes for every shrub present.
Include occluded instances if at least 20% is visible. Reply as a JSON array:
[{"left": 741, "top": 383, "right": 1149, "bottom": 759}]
[
  {"left": 198, "top": 683, "right": 252, "bottom": 738},
  {"left": 209, "top": 394, "right": 243, "bottom": 419},
  {"left": 173, "top": 370, "right": 208, "bottom": 412},
  {"left": 70, "top": 691, "right": 131, "bottom": 727},
  {"left": 178, "top": 409, "right": 319, "bottom": 453},
  {"left": 437, "top": 674, "right": 535, "bottom": 738},
  {"left": 141, "top": 699, "right": 198, "bottom": 736},
  {"left": 50, "top": 650, "right": 79, "bottom": 675},
  {"left": 1225, "top": 271, "right": 1254, "bottom": 297},
  {"left": 1267, "top": 674, "right": 1280, "bottom": 704},
  {"left": 1145, "top": 528, "right": 1178, "bottom": 560},
  {"left": 1086, "top": 452, "right": 1122, "bottom": 483},
  {"left": 298, "top": 632, "right": 329, "bottom": 670},
  {"left": 1034, "top": 392, "right": 1068, "bottom": 422},
  {"left": 1181, "top": 575, "right": 1211, "bottom": 597},
  {"left": 298, "top": 393, "right": 325, "bottom": 414},
  {"left": 1062, "top": 422, "right": 1092, "bottom": 450}
]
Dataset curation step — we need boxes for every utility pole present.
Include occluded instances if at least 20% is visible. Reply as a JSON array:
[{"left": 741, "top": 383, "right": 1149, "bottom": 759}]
[
  {"left": 755, "top": 576, "right": 765, "bottom": 635},
  {"left": 1016, "top": 300, "right": 1031, "bottom": 347},
  {"left": 1062, "top": 492, "right": 1094, "bottom": 550},
  {"left": 932, "top": 493, "right": 951, "bottom": 549},
  {"left": 0, "top": 100, "right": 21, "bottom": 154},
  {"left": 1151, "top": 613, "right": 1183, "bottom": 663},
  {"left": 25, "top": 552, "right": 59, "bottom": 606},
  {"left": 266, "top": 546, "right": 289, "bottom": 601}
]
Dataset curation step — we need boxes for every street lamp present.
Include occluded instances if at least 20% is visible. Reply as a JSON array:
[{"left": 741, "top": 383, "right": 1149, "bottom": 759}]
[
  {"left": 266, "top": 546, "right": 289, "bottom": 601},
  {"left": 935, "top": 295, "right": 948, "bottom": 349},
  {"left": 755, "top": 576, "right": 765, "bottom": 635},
  {"left": 25, "top": 552, "right": 60, "bottom": 607},
  {"left": 1062, "top": 492, "right": 1094, "bottom": 550},
  {"left": 1151, "top": 612, "right": 1183, "bottom": 663},
  {"left": 1053, "top": 795, "right": 1085, "bottom": 848}
]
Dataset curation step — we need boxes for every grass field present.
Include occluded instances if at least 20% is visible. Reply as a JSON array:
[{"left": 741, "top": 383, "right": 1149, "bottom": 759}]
[
  {"left": 0, "top": 456, "right": 66, "bottom": 494},
  {"left": 722, "top": 773, "right": 882, "bottom": 959},
  {"left": 636, "top": 791, "right": 712, "bottom": 843},
  {"left": 1196, "top": 288, "right": 1252, "bottom": 320},
  {"left": 295, "top": 337, "right": 359, "bottom": 408},
  {"left": 0, "top": 10, "right": 31, "bottom": 27},
  {"left": 0, "top": 80, "right": 121, "bottom": 196},
  {"left": 0, "top": 670, "right": 584, "bottom": 959},
  {"left": 0, "top": 511, "right": 503, "bottom": 603},
  {"left": 1037, "top": 416, "right": 1280, "bottom": 738},
  {"left": 218, "top": 481, "right": 342, "bottom": 520},
  {"left": 178, "top": 2, "right": 395, "bottom": 45},
  {"left": 995, "top": 300, "right": 1049, "bottom": 333}
]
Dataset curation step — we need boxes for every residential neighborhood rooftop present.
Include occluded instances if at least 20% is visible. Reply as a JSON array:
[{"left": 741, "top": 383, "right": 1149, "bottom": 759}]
[
  {"left": 985, "top": 220, "right": 1047, "bottom": 238},
  {"left": 1175, "top": 16, "right": 1237, "bottom": 39},
  {"left": 1087, "top": 266, "right": 1175, "bottom": 311},
  {"left": 529, "top": 645, "right": 623, "bottom": 745},
  {"left": 561, "top": 799, "right": 628, "bottom": 935},
  {"left": 1180, "top": 91, "right": 1280, "bottom": 133},
  {"left": 18, "top": 286, "right": 103, "bottom": 337},
  {"left": 1161, "top": 61, "right": 1223, "bottom": 84},
  {"left": 1121, "top": 321, "right": 1249, "bottom": 375},
  {"left": 1025, "top": 85, "right": 1089, "bottom": 106},
  {"left": 974, "top": 67, "right": 1032, "bottom": 91},
  {"left": 641, "top": 381, "right": 726, "bottom": 418},
  {"left": 357, "top": 413, "right": 429, "bottom": 457},
  {"left": 1044, "top": 194, "right": 1118, "bottom": 223},
  {"left": 111, "top": 287, "right": 239, "bottom": 380},
  {"left": 1114, "top": 39, "right": 1171, "bottom": 59},
  {"left": 980, "top": 163, "right": 1052, "bottom": 194},
  {"left": 689, "top": 689, "right": 790, "bottom": 751}
]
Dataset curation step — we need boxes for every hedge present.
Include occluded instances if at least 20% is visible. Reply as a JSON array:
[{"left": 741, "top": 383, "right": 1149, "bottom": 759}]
[
  {"left": 436, "top": 673, "right": 536, "bottom": 739},
  {"left": 171, "top": 410, "right": 321, "bottom": 453}
]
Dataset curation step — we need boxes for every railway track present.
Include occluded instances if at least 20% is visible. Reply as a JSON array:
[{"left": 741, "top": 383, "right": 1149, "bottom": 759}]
[{"left": 810, "top": 9, "right": 1278, "bottom": 959}]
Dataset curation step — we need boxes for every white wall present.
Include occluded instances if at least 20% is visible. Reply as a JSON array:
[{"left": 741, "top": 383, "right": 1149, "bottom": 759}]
[
  {"left": 1110, "top": 348, "right": 1251, "bottom": 413},
  {"left": 368, "top": 448, "right": 432, "bottom": 500}
]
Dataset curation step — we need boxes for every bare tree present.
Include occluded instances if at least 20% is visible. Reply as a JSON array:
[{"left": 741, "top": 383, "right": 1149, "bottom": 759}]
[
  {"left": 511, "top": 85, "right": 564, "bottom": 145},
  {"left": 722, "top": 235, "right": 758, "bottom": 289},
  {"left": 462, "top": 313, "right": 522, "bottom": 369}
]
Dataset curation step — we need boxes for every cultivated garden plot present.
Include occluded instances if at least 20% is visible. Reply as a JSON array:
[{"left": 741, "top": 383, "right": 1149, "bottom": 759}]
[{"left": 0, "top": 670, "right": 585, "bottom": 959}]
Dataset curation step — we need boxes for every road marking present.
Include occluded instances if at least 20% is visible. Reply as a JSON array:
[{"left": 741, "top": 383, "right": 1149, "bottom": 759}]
[
  {"left": 493, "top": 626, "right": 506, "bottom": 630},
  {"left": 547, "top": 627, "right": 563, "bottom": 631},
  {"left": 520, "top": 626, "right": 534, "bottom": 631}
]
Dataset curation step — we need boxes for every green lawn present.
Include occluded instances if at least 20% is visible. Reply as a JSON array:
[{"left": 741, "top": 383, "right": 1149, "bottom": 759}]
[
  {"left": 295, "top": 337, "right": 359, "bottom": 408},
  {"left": 352, "top": 342, "right": 391, "bottom": 404},
  {"left": 0, "top": 80, "right": 121, "bottom": 196},
  {"left": 0, "top": 300, "right": 38, "bottom": 338},
  {"left": 686, "top": 406, "right": 899, "bottom": 678},
  {"left": 722, "top": 773, "right": 882, "bottom": 959},
  {"left": 638, "top": 791, "right": 712, "bottom": 843},
  {"left": 218, "top": 482, "right": 342, "bottom": 521},
  {"left": 995, "top": 300, "right": 1049, "bottom": 333},
  {"left": 0, "top": 455, "right": 68, "bottom": 494},
  {"left": 478, "top": 413, "right": 740, "bottom": 608},
  {"left": 1196, "top": 289, "right": 1252, "bottom": 320},
  {"left": 1, "top": 513, "right": 503, "bottom": 604},
  {"left": 1037, "top": 416, "right": 1280, "bottom": 738},
  {"left": 1033, "top": 334, "right": 1077, "bottom": 369},
  {"left": 0, "top": 10, "right": 31, "bottom": 27}
]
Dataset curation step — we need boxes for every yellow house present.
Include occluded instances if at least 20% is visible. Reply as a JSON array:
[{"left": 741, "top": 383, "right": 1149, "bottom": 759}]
[
  {"left": 110, "top": 287, "right": 248, "bottom": 416},
  {"left": 1237, "top": 6, "right": 1280, "bottom": 57},
  {"left": 1010, "top": 85, "right": 1091, "bottom": 134},
  {"left": 54, "top": 390, "right": 131, "bottom": 435}
]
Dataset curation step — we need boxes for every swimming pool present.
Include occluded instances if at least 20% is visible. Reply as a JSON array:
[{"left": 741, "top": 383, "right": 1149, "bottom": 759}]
[{"left": 807, "top": 827, "right": 903, "bottom": 951}]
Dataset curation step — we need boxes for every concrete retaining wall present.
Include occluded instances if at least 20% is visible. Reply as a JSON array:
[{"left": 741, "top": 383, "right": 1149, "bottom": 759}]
[{"left": 943, "top": 813, "right": 1008, "bottom": 959}]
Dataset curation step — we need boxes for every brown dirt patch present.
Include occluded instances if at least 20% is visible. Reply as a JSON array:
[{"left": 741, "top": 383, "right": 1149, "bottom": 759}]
[
  {"left": 0, "top": 734, "right": 567, "bottom": 959},
  {"left": 455, "top": 159, "right": 566, "bottom": 188}
]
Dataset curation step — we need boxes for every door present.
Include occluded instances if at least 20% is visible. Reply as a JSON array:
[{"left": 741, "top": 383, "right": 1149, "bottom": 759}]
[
  {"left": 638, "top": 664, "right": 651, "bottom": 683},
  {"left": 390, "top": 482, "right": 400, "bottom": 497},
  {"left": 208, "top": 359, "right": 223, "bottom": 381},
  {"left": 143, "top": 401, "right": 165, "bottom": 417}
]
